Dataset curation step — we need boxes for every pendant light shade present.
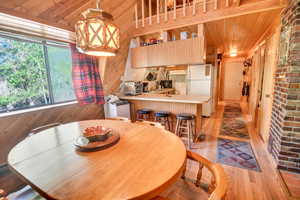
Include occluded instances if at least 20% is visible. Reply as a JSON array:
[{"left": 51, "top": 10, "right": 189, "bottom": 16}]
[{"left": 75, "top": 0, "right": 120, "bottom": 56}]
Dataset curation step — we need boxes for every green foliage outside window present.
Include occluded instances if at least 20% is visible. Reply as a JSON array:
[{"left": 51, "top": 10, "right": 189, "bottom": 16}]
[{"left": 0, "top": 35, "right": 75, "bottom": 112}]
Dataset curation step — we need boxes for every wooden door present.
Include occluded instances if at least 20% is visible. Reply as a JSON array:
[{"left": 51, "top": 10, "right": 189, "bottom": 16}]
[
  {"left": 255, "top": 46, "right": 266, "bottom": 129},
  {"left": 222, "top": 59, "right": 243, "bottom": 101},
  {"left": 249, "top": 48, "right": 265, "bottom": 125},
  {"left": 259, "top": 31, "right": 279, "bottom": 142}
]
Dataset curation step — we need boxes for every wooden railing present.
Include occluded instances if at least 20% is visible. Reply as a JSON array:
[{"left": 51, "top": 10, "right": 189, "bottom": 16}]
[
  {"left": 133, "top": 0, "right": 286, "bottom": 36},
  {"left": 134, "top": 0, "right": 239, "bottom": 29}
]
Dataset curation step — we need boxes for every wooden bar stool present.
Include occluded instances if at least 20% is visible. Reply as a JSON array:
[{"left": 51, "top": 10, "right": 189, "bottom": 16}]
[
  {"left": 154, "top": 111, "right": 172, "bottom": 131},
  {"left": 136, "top": 109, "right": 152, "bottom": 121},
  {"left": 175, "top": 113, "right": 196, "bottom": 148}
]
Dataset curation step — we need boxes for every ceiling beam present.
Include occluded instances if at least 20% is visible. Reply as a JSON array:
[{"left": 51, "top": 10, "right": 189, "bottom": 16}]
[{"left": 132, "top": 0, "right": 286, "bottom": 36}]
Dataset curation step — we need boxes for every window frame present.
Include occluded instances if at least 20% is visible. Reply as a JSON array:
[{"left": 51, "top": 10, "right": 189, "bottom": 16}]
[{"left": 0, "top": 32, "right": 76, "bottom": 114}]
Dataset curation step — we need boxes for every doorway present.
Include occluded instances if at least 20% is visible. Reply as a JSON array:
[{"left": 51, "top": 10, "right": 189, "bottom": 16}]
[
  {"left": 257, "top": 31, "right": 280, "bottom": 142},
  {"left": 221, "top": 58, "right": 244, "bottom": 101}
]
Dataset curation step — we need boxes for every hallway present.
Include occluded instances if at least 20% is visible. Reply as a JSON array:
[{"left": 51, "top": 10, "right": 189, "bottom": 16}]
[{"left": 189, "top": 101, "right": 287, "bottom": 200}]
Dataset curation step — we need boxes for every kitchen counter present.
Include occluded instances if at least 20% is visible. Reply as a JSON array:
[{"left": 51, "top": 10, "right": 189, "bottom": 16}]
[
  {"left": 119, "top": 94, "right": 210, "bottom": 104},
  {"left": 118, "top": 94, "right": 210, "bottom": 141},
  {"left": 149, "top": 88, "right": 175, "bottom": 94}
]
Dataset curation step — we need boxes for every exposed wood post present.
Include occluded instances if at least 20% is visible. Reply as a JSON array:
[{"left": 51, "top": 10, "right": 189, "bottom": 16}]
[
  {"left": 142, "top": 0, "right": 145, "bottom": 27},
  {"left": 183, "top": 0, "right": 186, "bottom": 16},
  {"left": 173, "top": 0, "right": 176, "bottom": 19},
  {"left": 226, "top": 0, "right": 229, "bottom": 7},
  {"left": 135, "top": 4, "right": 138, "bottom": 28},
  {"left": 160, "top": 31, "right": 168, "bottom": 42},
  {"left": 198, "top": 23, "right": 204, "bottom": 37},
  {"left": 203, "top": 0, "right": 207, "bottom": 12},
  {"left": 214, "top": 0, "right": 217, "bottom": 9},
  {"left": 149, "top": 0, "right": 152, "bottom": 24},
  {"left": 164, "top": 0, "right": 168, "bottom": 21},
  {"left": 193, "top": 0, "right": 196, "bottom": 15},
  {"left": 157, "top": 0, "right": 160, "bottom": 23},
  {"left": 198, "top": 23, "right": 206, "bottom": 62}
]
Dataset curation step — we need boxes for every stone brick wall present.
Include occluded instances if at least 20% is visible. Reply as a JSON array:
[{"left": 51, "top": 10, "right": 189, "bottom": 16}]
[{"left": 268, "top": 0, "right": 300, "bottom": 174}]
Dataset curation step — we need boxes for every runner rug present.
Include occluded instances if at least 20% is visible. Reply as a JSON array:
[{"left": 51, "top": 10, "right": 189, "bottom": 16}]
[
  {"left": 220, "top": 102, "right": 250, "bottom": 139},
  {"left": 217, "top": 138, "right": 261, "bottom": 171}
]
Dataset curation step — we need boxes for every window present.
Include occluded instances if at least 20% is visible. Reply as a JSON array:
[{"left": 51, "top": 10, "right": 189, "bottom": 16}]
[
  {"left": 0, "top": 33, "right": 75, "bottom": 113},
  {"left": 47, "top": 45, "right": 75, "bottom": 103}
]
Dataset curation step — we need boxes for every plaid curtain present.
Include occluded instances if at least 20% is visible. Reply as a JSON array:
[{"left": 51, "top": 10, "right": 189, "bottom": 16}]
[{"left": 70, "top": 44, "right": 105, "bottom": 105}]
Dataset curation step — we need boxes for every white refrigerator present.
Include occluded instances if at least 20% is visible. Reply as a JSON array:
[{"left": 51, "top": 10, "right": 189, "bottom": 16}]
[{"left": 187, "top": 64, "right": 216, "bottom": 117}]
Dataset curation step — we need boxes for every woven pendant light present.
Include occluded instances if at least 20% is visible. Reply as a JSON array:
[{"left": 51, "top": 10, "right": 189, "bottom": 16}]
[{"left": 75, "top": 0, "right": 120, "bottom": 56}]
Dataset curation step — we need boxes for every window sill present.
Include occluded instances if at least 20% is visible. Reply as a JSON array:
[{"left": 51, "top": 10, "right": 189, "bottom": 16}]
[{"left": 0, "top": 101, "right": 78, "bottom": 118}]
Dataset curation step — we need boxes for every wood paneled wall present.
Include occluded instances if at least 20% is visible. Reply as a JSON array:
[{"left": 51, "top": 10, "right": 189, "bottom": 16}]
[
  {"left": 247, "top": 25, "right": 280, "bottom": 142},
  {"left": 0, "top": 103, "right": 104, "bottom": 165},
  {"left": 102, "top": 0, "right": 136, "bottom": 94}
]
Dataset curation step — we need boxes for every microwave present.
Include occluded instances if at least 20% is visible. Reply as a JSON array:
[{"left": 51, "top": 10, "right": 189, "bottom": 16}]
[{"left": 123, "top": 81, "right": 143, "bottom": 96}]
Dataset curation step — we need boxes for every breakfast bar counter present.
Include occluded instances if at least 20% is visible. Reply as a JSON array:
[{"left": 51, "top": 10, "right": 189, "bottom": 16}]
[
  {"left": 119, "top": 94, "right": 209, "bottom": 104},
  {"left": 119, "top": 94, "right": 210, "bottom": 141}
]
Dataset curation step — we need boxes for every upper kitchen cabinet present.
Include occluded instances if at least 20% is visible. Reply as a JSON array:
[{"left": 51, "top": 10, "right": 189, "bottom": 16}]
[{"left": 132, "top": 37, "right": 206, "bottom": 68}]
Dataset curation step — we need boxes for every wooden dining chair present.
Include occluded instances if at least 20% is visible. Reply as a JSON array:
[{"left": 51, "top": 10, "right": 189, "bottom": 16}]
[
  {"left": 105, "top": 117, "right": 131, "bottom": 122},
  {"left": 152, "top": 150, "right": 228, "bottom": 200},
  {"left": 28, "top": 122, "right": 62, "bottom": 137},
  {"left": 2, "top": 186, "right": 45, "bottom": 200},
  {"left": 135, "top": 120, "right": 165, "bottom": 129}
]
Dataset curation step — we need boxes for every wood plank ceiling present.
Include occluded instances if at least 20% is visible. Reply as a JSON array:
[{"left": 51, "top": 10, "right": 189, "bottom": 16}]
[
  {"left": 0, "top": 0, "right": 283, "bottom": 91},
  {"left": 0, "top": 0, "right": 136, "bottom": 94},
  {"left": 205, "top": 9, "right": 282, "bottom": 57}
]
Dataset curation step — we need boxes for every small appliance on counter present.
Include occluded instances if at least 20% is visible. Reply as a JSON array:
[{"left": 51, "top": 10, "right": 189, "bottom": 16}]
[
  {"left": 160, "top": 80, "right": 173, "bottom": 89},
  {"left": 142, "top": 82, "right": 149, "bottom": 93},
  {"left": 104, "top": 95, "right": 131, "bottom": 119},
  {"left": 143, "top": 81, "right": 157, "bottom": 92},
  {"left": 122, "top": 81, "right": 143, "bottom": 96}
]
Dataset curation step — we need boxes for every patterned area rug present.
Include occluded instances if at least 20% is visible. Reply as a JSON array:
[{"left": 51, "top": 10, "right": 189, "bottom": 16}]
[
  {"left": 217, "top": 138, "right": 261, "bottom": 172},
  {"left": 220, "top": 102, "right": 250, "bottom": 139}
]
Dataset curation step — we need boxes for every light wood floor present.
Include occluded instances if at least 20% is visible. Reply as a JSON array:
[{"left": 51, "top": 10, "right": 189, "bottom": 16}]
[
  {"left": 189, "top": 101, "right": 288, "bottom": 200},
  {"left": 1, "top": 101, "right": 290, "bottom": 199}
]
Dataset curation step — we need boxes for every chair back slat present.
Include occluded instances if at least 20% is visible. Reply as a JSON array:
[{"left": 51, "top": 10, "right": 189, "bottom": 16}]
[{"left": 186, "top": 151, "right": 228, "bottom": 200}]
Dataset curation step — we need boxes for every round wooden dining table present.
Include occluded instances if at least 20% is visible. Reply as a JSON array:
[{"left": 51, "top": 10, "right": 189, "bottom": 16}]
[{"left": 8, "top": 120, "right": 186, "bottom": 200}]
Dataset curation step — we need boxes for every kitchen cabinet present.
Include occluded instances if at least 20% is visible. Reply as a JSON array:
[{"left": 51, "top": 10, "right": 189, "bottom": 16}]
[
  {"left": 131, "top": 37, "right": 205, "bottom": 68},
  {"left": 131, "top": 45, "right": 148, "bottom": 68}
]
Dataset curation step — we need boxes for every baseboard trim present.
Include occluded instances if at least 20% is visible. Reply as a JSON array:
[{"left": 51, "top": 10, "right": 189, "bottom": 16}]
[{"left": 277, "top": 169, "right": 300, "bottom": 200}]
